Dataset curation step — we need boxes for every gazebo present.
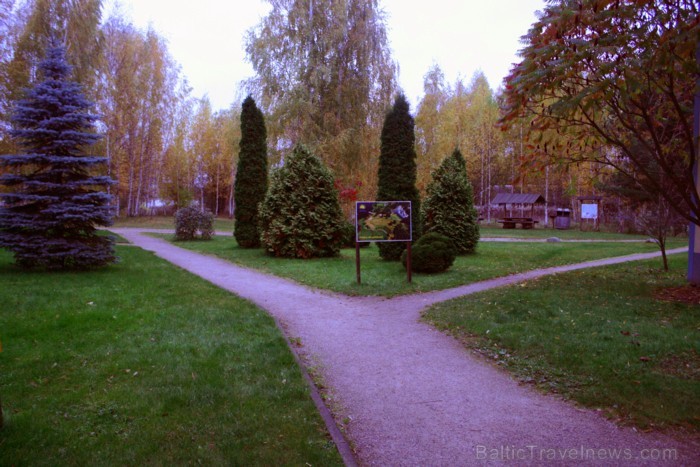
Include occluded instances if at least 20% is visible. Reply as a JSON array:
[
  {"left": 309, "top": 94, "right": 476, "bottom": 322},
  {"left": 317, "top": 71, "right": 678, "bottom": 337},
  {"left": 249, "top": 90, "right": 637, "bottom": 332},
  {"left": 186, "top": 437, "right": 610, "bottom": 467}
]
[{"left": 492, "top": 193, "right": 546, "bottom": 219}]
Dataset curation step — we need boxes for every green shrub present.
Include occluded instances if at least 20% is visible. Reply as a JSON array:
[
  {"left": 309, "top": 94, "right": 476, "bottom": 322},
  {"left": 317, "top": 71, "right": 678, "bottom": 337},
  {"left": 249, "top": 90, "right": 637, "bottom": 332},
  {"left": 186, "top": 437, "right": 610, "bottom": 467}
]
[
  {"left": 340, "top": 220, "right": 369, "bottom": 249},
  {"left": 259, "top": 145, "right": 345, "bottom": 258},
  {"left": 175, "top": 206, "right": 214, "bottom": 240},
  {"left": 401, "top": 232, "right": 456, "bottom": 273},
  {"left": 422, "top": 149, "right": 480, "bottom": 254}
]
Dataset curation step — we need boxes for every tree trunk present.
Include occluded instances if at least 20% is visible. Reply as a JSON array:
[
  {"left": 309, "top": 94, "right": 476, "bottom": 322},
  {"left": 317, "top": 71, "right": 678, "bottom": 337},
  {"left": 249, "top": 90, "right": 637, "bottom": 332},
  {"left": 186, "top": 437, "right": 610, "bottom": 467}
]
[
  {"left": 228, "top": 167, "right": 235, "bottom": 218},
  {"left": 487, "top": 138, "right": 492, "bottom": 223},
  {"left": 215, "top": 163, "right": 220, "bottom": 216},
  {"left": 126, "top": 148, "right": 135, "bottom": 217},
  {"left": 660, "top": 240, "right": 669, "bottom": 271}
]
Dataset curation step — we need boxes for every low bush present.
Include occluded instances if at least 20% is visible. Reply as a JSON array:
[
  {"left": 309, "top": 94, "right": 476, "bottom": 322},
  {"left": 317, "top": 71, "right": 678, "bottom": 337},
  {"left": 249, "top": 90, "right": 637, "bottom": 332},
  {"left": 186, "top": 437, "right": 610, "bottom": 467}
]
[
  {"left": 175, "top": 206, "right": 214, "bottom": 240},
  {"left": 401, "top": 232, "right": 456, "bottom": 273},
  {"left": 341, "top": 221, "right": 369, "bottom": 248}
]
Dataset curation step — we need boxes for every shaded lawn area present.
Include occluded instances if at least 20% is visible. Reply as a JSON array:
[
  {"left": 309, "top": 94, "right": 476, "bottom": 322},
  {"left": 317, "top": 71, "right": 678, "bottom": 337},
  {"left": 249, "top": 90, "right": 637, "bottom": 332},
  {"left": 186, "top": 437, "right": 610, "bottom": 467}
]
[
  {"left": 480, "top": 224, "right": 679, "bottom": 241},
  {"left": 0, "top": 247, "right": 342, "bottom": 466},
  {"left": 113, "top": 215, "right": 235, "bottom": 232},
  {"left": 424, "top": 255, "right": 700, "bottom": 431},
  {"left": 166, "top": 235, "right": 682, "bottom": 296}
]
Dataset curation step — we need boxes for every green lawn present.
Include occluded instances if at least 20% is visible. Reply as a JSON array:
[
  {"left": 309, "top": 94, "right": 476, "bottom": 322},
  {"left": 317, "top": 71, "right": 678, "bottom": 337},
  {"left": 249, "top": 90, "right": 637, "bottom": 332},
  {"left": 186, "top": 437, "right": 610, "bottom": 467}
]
[
  {"left": 0, "top": 247, "right": 342, "bottom": 466},
  {"left": 480, "top": 223, "right": 666, "bottom": 240},
  {"left": 113, "top": 215, "right": 235, "bottom": 232},
  {"left": 167, "top": 234, "right": 684, "bottom": 296},
  {"left": 113, "top": 215, "right": 676, "bottom": 242},
  {"left": 424, "top": 255, "right": 699, "bottom": 430}
]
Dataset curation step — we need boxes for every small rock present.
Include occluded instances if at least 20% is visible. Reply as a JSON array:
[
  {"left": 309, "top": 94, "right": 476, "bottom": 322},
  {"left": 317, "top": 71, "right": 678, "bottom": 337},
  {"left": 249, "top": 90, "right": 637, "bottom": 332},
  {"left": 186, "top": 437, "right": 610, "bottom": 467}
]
[{"left": 546, "top": 237, "right": 562, "bottom": 243}]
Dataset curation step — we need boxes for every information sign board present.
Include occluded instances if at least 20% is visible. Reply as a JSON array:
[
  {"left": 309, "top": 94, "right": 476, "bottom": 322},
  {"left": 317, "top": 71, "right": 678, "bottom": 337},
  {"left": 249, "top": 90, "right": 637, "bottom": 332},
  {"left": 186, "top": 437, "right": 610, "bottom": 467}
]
[
  {"left": 356, "top": 201, "right": 412, "bottom": 242},
  {"left": 581, "top": 203, "right": 598, "bottom": 220}
]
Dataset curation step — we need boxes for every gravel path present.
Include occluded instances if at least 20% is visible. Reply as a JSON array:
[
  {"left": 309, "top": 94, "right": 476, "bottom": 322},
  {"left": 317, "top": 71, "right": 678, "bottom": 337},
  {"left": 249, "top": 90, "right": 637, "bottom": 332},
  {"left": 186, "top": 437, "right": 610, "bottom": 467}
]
[{"left": 112, "top": 229, "right": 697, "bottom": 466}]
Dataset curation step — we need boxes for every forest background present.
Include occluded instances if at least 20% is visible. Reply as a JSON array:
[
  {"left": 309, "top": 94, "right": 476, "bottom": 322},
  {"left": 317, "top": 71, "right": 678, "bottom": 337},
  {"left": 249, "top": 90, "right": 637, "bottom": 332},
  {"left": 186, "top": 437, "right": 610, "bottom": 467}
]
[{"left": 0, "top": 0, "right": 683, "bottom": 233}]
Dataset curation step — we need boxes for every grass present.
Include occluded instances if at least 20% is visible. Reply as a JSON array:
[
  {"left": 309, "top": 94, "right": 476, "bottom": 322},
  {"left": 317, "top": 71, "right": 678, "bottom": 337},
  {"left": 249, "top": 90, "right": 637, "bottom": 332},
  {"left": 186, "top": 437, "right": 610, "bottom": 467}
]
[
  {"left": 424, "top": 255, "right": 699, "bottom": 431},
  {"left": 114, "top": 216, "right": 682, "bottom": 242},
  {"left": 0, "top": 246, "right": 342, "bottom": 466},
  {"left": 165, "top": 234, "right": 684, "bottom": 296},
  {"left": 113, "top": 215, "right": 235, "bottom": 232},
  {"left": 480, "top": 223, "right": 667, "bottom": 240}
]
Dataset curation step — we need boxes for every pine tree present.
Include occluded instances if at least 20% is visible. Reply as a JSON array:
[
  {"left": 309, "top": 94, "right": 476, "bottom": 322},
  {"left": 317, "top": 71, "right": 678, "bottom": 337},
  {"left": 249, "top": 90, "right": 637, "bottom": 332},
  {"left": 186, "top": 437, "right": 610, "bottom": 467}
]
[
  {"left": 234, "top": 96, "right": 268, "bottom": 247},
  {"left": 422, "top": 149, "right": 480, "bottom": 254},
  {"left": 376, "top": 94, "right": 421, "bottom": 260},
  {"left": 0, "top": 43, "right": 115, "bottom": 269}
]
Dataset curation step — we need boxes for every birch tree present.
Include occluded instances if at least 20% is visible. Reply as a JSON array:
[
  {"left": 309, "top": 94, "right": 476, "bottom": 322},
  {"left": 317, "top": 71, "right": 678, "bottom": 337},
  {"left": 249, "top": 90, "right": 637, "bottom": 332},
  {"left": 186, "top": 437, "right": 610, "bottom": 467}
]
[
  {"left": 245, "top": 0, "right": 397, "bottom": 193},
  {"left": 100, "top": 16, "right": 180, "bottom": 216}
]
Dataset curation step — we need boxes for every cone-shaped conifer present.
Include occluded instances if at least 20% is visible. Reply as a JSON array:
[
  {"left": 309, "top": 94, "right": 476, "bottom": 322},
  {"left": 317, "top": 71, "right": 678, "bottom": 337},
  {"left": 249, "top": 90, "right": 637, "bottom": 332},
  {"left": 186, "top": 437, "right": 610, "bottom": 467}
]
[
  {"left": 0, "top": 43, "right": 115, "bottom": 269},
  {"left": 259, "top": 145, "right": 345, "bottom": 258},
  {"left": 376, "top": 94, "right": 421, "bottom": 260},
  {"left": 422, "top": 149, "right": 480, "bottom": 254},
  {"left": 234, "top": 96, "right": 268, "bottom": 247}
]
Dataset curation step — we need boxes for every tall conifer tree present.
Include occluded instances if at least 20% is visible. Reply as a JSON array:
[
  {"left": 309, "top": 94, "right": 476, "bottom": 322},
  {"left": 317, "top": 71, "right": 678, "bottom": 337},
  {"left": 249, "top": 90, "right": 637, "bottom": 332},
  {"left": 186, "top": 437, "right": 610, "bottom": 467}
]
[
  {"left": 0, "top": 43, "right": 115, "bottom": 269},
  {"left": 234, "top": 95, "right": 268, "bottom": 247},
  {"left": 376, "top": 94, "right": 421, "bottom": 260},
  {"left": 422, "top": 149, "right": 479, "bottom": 254}
]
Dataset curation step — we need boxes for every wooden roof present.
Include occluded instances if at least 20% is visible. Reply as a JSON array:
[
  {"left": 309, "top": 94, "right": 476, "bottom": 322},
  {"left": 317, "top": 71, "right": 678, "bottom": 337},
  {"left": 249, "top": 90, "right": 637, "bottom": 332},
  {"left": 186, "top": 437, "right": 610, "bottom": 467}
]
[{"left": 491, "top": 193, "right": 546, "bottom": 205}]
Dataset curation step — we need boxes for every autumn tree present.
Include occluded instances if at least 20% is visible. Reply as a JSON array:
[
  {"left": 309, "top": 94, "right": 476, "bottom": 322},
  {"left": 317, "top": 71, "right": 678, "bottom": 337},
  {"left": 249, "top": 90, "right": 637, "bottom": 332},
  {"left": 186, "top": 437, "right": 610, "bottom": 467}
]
[
  {"left": 234, "top": 96, "right": 267, "bottom": 248},
  {"left": 100, "top": 15, "right": 181, "bottom": 216},
  {"left": 422, "top": 149, "right": 479, "bottom": 254},
  {"left": 190, "top": 98, "right": 218, "bottom": 209},
  {"left": 415, "top": 70, "right": 507, "bottom": 221},
  {"left": 377, "top": 94, "right": 421, "bottom": 261},
  {"left": 0, "top": 0, "right": 19, "bottom": 136},
  {"left": 500, "top": 0, "right": 699, "bottom": 226},
  {"left": 415, "top": 64, "right": 449, "bottom": 191},
  {"left": 0, "top": 43, "right": 114, "bottom": 269},
  {"left": 598, "top": 143, "right": 686, "bottom": 269},
  {"left": 159, "top": 92, "right": 196, "bottom": 210},
  {"left": 214, "top": 106, "right": 241, "bottom": 217},
  {"left": 245, "top": 0, "right": 397, "bottom": 194},
  {"left": 2, "top": 0, "right": 103, "bottom": 107}
]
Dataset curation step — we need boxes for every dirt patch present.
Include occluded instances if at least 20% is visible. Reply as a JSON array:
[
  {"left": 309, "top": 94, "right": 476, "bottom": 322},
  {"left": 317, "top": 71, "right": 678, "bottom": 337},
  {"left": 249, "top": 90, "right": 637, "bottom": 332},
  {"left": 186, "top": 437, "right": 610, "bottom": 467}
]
[
  {"left": 655, "top": 350, "right": 700, "bottom": 381},
  {"left": 654, "top": 285, "right": 700, "bottom": 305}
]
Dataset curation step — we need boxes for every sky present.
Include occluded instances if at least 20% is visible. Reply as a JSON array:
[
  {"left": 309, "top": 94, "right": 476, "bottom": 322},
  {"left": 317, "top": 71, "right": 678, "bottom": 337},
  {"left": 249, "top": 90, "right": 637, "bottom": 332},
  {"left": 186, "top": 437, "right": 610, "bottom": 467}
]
[{"left": 105, "top": 0, "right": 546, "bottom": 112}]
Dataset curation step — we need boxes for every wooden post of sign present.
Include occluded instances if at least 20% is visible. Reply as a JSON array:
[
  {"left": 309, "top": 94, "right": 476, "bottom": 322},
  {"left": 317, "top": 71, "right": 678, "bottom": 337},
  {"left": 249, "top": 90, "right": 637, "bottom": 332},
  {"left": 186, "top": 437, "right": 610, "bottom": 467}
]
[
  {"left": 406, "top": 241, "right": 412, "bottom": 283},
  {"left": 0, "top": 339, "right": 3, "bottom": 429},
  {"left": 355, "top": 241, "right": 361, "bottom": 284}
]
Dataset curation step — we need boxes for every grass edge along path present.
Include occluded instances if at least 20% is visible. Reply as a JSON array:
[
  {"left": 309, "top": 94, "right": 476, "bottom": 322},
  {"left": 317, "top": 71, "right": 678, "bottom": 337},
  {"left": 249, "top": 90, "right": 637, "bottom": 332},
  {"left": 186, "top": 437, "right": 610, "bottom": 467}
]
[
  {"left": 424, "top": 255, "right": 699, "bottom": 433},
  {"left": 0, "top": 245, "right": 344, "bottom": 466},
  {"left": 160, "top": 233, "right": 686, "bottom": 297}
]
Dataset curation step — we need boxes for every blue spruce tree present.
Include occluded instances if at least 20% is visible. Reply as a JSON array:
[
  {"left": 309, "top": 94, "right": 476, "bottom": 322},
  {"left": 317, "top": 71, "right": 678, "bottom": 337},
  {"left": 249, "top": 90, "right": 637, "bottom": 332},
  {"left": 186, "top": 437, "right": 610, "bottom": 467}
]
[{"left": 0, "top": 43, "right": 115, "bottom": 269}]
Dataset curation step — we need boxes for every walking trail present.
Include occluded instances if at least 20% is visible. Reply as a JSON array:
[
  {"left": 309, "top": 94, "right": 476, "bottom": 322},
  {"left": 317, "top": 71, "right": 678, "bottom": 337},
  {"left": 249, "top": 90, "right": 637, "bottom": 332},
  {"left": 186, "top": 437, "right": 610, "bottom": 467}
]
[{"left": 112, "top": 229, "right": 697, "bottom": 466}]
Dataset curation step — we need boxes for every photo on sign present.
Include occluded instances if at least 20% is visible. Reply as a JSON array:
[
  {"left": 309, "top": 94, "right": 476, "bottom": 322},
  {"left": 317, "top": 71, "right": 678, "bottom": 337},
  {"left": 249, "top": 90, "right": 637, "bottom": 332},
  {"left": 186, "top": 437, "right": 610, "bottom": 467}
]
[{"left": 356, "top": 201, "right": 412, "bottom": 242}]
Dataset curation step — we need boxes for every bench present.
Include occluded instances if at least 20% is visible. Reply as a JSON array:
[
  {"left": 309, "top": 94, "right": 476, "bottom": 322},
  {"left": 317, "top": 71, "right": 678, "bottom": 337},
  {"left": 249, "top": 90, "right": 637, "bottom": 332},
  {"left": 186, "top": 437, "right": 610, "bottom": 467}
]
[{"left": 497, "top": 217, "right": 539, "bottom": 229}]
